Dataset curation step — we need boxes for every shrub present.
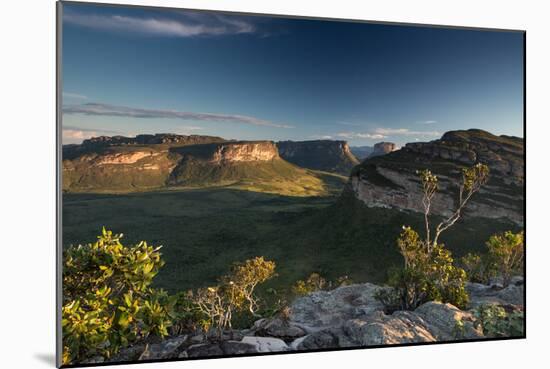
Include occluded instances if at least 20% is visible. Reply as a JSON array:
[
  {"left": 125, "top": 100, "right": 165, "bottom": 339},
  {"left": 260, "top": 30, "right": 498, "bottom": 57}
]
[
  {"left": 193, "top": 256, "right": 276, "bottom": 337},
  {"left": 292, "top": 273, "right": 353, "bottom": 296},
  {"left": 473, "top": 304, "right": 524, "bottom": 337},
  {"left": 459, "top": 253, "right": 491, "bottom": 284},
  {"left": 62, "top": 228, "right": 173, "bottom": 365},
  {"left": 486, "top": 231, "right": 524, "bottom": 287},
  {"left": 381, "top": 227, "right": 469, "bottom": 310},
  {"left": 292, "top": 272, "right": 328, "bottom": 296}
]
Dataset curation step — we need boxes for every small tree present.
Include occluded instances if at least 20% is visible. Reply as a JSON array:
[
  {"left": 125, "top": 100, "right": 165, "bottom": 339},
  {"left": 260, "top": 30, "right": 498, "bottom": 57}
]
[
  {"left": 62, "top": 228, "right": 173, "bottom": 365},
  {"left": 382, "top": 163, "right": 489, "bottom": 310},
  {"left": 486, "top": 231, "right": 524, "bottom": 287},
  {"left": 193, "top": 257, "right": 276, "bottom": 337}
]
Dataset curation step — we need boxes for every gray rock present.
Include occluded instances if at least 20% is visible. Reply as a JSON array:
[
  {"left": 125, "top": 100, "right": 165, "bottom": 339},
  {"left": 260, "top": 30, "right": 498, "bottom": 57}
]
[
  {"left": 241, "top": 336, "right": 289, "bottom": 352},
  {"left": 187, "top": 341, "right": 258, "bottom": 358},
  {"left": 343, "top": 311, "right": 435, "bottom": 345},
  {"left": 290, "top": 283, "right": 387, "bottom": 331},
  {"left": 187, "top": 343, "right": 224, "bottom": 358},
  {"left": 138, "top": 336, "right": 188, "bottom": 360},
  {"left": 414, "top": 302, "right": 483, "bottom": 340},
  {"left": 466, "top": 277, "right": 524, "bottom": 308},
  {"left": 251, "top": 317, "right": 306, "bottom": 340}
]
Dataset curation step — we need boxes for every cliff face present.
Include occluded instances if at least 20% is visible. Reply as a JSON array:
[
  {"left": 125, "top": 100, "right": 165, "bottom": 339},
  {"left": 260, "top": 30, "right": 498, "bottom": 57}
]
[
  {"left": 277, "top": 140, "right": 359, "bottom": 175},
  {"left": 346, "top": 129, "right": 524, "bottom": 225},
  {"left": 368, "top": 142, "right": 397, "bottom": 158},
  {"left": 62, "top": 136, "right": 328, "bottom": 196},
  {"left": 213, "top": 142, "right": 279, "bottom": 162}
]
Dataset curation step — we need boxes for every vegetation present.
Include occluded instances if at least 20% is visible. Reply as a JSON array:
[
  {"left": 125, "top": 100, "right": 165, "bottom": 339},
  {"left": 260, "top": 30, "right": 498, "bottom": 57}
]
[
  {"left": 379, "top": 164, "right": 490, "bottom": 310},
  {"left": 486, "top": 231, "right": 524, "bottom": 287},
  {"left": 459, "top": 230, "right": 524, "bottom": 286},
  {"left": 62, "top": 228, "right": 173, "bottom": 365},
  {"left": 192, "top": 257, "right": 276, "bottom": 337},
  {"left": 63, "top": 188, "right": 517, "bottom": 294},
  {"left": 473, "top": 304, "right": 524, "bottom": 337},
  {"left": 292, "top": 272, "right": 352, "bottom": 296},
  {"left": 459, "top": 252, "right": 490, "bottom": 284}
]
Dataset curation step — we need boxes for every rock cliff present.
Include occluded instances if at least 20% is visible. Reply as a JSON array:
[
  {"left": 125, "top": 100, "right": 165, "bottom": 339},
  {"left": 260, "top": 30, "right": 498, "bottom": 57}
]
[
  {"left": 346, "top": 129, "right": 524, "bottom": 225},
  {"left": 368, "top": 141, "right": 398, "bottom": 158},
  {"left": 277, "top": 140, "right": 359, "bottom": 175}
]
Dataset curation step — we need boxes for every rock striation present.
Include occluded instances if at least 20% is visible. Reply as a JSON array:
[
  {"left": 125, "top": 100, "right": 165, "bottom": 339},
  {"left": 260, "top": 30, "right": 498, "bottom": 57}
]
[{"left": 346, "top": 129, "right": 524, "bottom": 225}]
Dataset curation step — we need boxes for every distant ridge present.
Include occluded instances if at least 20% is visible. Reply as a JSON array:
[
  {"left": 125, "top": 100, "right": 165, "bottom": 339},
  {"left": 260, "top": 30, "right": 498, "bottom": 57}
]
[
  {"left": 62, "top": 134, "right": 345, "bottom": 196},
  {"left": 277, "top": 140, "right": 359, "bottom": 175}
]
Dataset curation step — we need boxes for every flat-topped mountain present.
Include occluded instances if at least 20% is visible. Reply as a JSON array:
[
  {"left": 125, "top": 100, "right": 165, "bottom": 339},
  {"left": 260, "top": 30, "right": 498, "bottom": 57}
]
[
  {"left": 83, "top": 133, "right": 226, "bottom": 147},
  {"left": 368, "top": 142, "right": 398, "bottom": 158},
  {"left": 345, "top": 129, "right": 524, "bottom": 225},
  {"left": 62, "top": 135, "right": 343, "bottom": 196},
  {"left": 277, "top": 140, "right": 359, "bottom": 175}
]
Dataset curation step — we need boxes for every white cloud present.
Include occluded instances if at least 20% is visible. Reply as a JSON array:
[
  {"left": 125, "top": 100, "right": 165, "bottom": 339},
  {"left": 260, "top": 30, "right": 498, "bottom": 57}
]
[
  {"left": 309, "top": 135, "right": 333, "bottom": 140},
  {"left": 63, "top": 92, "right": 87, "bottom": 100},
  {"left": 373, "top": 128, "right": 441, "bottom": 137},
  {"left": 63, "top": 103, "right": 293, "bottom": 128},
  {"left": 63, "top": 11, "right": 257, "bottom": 38},
  {"left": 337, "top": 132, "right": 387, "bottom": 140},
  {"left": 420, "top": 120, "right": 438, "bottom": 125},
  {"left": 62, "top": 126, "right": 120, "bottom": 144}
]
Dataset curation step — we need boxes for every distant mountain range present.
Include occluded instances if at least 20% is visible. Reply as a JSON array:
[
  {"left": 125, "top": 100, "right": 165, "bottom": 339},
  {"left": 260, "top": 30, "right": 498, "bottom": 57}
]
[
  {"left": 62, "top": 135, "right": 349, "bottom": 196},
  {"left": 62, "top": 129, "right": 524, "bottom": 225}
]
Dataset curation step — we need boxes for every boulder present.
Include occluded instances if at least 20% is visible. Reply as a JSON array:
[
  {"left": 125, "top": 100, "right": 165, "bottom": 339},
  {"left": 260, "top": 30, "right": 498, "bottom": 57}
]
[
  {"left": 414, "top": 302, "right": 483, "bottom": 340},
  {"left": 290, "top": 283, "right": 387, "bottom": 331},
  {"left": 251, "top": 317, "right": 306, "bottom": 340},
  {"left": 138, "top": 336, "right": 188, "bottom": 360},
  {"left": 186, "top": 341, "right": 258, "bottom": 358},
  {"left": 466, "top": 277, "right": 524, "bottom": 308},
  {"left": 241, "top": 336, "right": 290, "bottom": 352}
]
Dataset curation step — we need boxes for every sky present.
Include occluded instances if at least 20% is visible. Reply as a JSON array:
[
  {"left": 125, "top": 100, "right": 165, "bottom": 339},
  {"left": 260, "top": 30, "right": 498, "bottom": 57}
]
[{"left": 61, "top": 2, "right": 524, "bottom": 146}]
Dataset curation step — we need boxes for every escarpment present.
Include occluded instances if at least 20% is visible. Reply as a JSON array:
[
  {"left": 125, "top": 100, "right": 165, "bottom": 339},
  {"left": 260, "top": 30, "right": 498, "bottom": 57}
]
[
  {"left": 62, "top": 136, "right": 327, "bottom": 196},
  {"left": 345, "top": 129, "right": 524, "bottom": 225},
  {"left": 277, "top": 140, "right": 359, "bottom": 175}
]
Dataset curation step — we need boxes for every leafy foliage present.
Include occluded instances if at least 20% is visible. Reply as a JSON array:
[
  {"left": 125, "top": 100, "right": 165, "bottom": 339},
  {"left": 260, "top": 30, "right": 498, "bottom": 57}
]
[
  {"left": 459, "top": 253, "right": 491, "bottom": 284},
  {"left": 382, "top": 227, "right": 469, "bottom": 310},
  {"left": 291, "top": 273, "right": 353, "bottom": 296},
  {"left": 192, "top": 257, "right": 276, "bottom": 337},
  {"left": 62, "top": 228, "right": 173, "bottom": 365},
  {"left": 486, "top": 231, "right": 524, "bottom": 287},
  {"left": 379, "top": 164, "right": 489, "bottom": 311},
  {"left": 473, "top": 304, "right": 524, "bottom": 337}
]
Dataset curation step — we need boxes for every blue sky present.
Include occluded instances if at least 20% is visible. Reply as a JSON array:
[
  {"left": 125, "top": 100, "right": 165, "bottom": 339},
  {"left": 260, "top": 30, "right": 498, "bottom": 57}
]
[{"left": 61, "top": 3, "right": 524, "bottom": 146}]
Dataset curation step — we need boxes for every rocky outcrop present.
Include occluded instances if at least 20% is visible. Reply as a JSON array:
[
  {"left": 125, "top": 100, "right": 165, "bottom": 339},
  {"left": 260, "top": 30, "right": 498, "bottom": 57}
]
[
  {"left": 368, "top": 142, "right": 397, "bottom": 158},
  {"left": 277, "top": 140, "right": 359, "bottom": 175},
  {"left": 173, "top": 141, "right": 280, "bottom": 163},
  {"left": 347, "top": 130, "right": 524, "bottom": 225},
  {"left": 106, "top": 278, "right": 523, "bottom": 363}
]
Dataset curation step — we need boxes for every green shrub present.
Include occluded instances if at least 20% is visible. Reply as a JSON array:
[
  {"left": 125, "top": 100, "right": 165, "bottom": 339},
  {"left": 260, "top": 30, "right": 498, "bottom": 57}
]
[
  {"left": 380, "top": 227, "right": 469, "bottom": 310},
  {"left": 62, "top": 228, "right": 173, "bottom": 365},
  {"left": 486, "top": 231, "right": 524, "bottom": 287},
  {"left": 459, "top": 253, "right": 491, "bottom": 284},
  {"left": 193, "top": 256, "right": 276, "bottom": 336},
  {"left": 292, "top": 272, "right": 328, "bottom": 296},
  {"left": 473, "top": 304, "right": 524, "bottom": 337}
]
